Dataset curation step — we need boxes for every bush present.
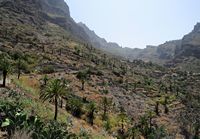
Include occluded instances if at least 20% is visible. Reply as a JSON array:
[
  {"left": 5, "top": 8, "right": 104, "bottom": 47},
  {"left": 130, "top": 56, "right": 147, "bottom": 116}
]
[
  {"left": 66, "top": 98, "right": 83, "bottom": 118},
  {"left": 0, "top": 100, "right": 74, "bottom": 139},
  {"left": 41, "top": 65, "right": 55, "bottom": 74}
]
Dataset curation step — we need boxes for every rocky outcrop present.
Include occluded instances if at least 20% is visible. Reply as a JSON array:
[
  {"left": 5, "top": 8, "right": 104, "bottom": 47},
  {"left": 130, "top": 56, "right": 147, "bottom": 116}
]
[
  {"left": 0, "top": 0, "right": 90, "bottom": 42},
  {"left": 176, "top": 23, "right": 200, "bottom": 58}
]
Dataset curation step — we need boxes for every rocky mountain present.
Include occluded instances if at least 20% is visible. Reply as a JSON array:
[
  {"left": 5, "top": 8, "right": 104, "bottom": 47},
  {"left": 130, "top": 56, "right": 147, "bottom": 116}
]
[
  {"left": 78, "top": 22, "right": 132, "bottom": 57},
  {"left": 80, "top": 19, "right": 181, "bottom": 64},
  {"left": 134, "top": 40, "right": 181, "bottom": 65},
  {"left": 0, "top": 0, "right": 199, "bottom": 138},
  {"left": 176, "top": 23, "right": 200, "bottom": 58},
  {"left": 0, "top": 0, "right": 90, "bottom": 43},
  {"left": 79, "top": 20, "right": 200, "bottom": 68}
]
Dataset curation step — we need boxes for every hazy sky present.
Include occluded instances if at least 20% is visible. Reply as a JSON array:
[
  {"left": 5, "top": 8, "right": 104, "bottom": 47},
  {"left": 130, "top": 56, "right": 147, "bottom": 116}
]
[{"left": 65, "top": 0, "right": 200, "bottom": 48}]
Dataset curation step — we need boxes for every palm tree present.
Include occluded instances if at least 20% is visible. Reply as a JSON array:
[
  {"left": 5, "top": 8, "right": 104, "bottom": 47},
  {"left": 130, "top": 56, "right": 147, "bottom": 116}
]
[
  {"left": 0, "top": 53, "right": 12, "bottom": 87},
  {"left": 42, "top": 75, "right": 49, "bottom": 86},
  {"left": 87, "top": 102, "right": 96, "bottom": 125},
  {"left": 155, "top": 101, "right": 160, "bottom": 116},
  {"left": 128, "top": 126, "right": 140, "bottom": 139},
  {"left": 164, "top": 96, "right": 169, "bottom": 114},
  {"left": 116, "top": 108, "right": 128, "bottom": 139},
  {"left": 118, "top": 111, "right": 128, "bottom": 134},
  {"left": 16, "top": 58, "right": 27, "bottom": 79},
  {"left": 101, "top": 97, "right": 112, "bottom": 121},
  {"left": 40, "top": 79, "right": 66, "bottom": 120},
  {"left": 76, "top": 69, "right": 90, "bottom": 90}
]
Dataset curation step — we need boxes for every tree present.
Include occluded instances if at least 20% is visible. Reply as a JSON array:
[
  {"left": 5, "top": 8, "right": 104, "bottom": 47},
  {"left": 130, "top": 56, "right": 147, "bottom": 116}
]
[
  {"left": 42, "top": 75, "right": 49, "bottom": 86},
  {"left": 164, "top": 96, "right": 169, "bottom": 114},
  {"left": 118, "top": 111, "right": 128, "bottom": 135},
  {"left": 87, "top": 102, "right": 96, "bottom": 125},
  {"left": 0, "top": 53, "right": 12, "bottom": 87},
  {"left": 128, "top": 126, "right": 140, "bottom": 139},
  {"left": 11, "top": 51, "right": 28, "bottom": 79},
  {"left": 76, "top": 69, "right": 90, "bottom": 90},
  {"left": 179, "top": 92, "right": 200, "bottom": 138},
  {"left": 16, "top": 58, "right": 27, "bottom": 79},
  {"left": 155, "top": 101, "right": 160, "bottom": 116},
  {"left": 100, "top": 97, "right": 112, "bottom": 121},
  {"left": 67, "top": 98, "right": 83, "bottom": 118},
  {"left": 147, "top": 111, "right": 155, "bottom": 132},
  {"left": 40, "top": 79, "right": 67, "bottom": 121},
  {"left": 104, "top": 119, "right": 112, "bottom": 132}
]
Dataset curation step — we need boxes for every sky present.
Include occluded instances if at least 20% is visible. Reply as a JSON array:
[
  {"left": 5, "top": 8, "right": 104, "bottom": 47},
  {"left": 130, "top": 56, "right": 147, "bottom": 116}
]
[{"left": 65, "top": 0, "right": 200, "bottom": 48}]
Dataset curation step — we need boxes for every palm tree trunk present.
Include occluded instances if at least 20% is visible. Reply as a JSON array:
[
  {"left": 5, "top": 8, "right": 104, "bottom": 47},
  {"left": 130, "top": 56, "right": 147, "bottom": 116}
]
[
  {"left": 82, "top": 80, "right": 85, "bottom": 90},
  {"left": 60, "top": 98, "right": 63, "bottom": 108},
  {"left": 103, "top": 105, "right": 107, "bottom": 120},
  {"left": 18, "top": 69, "right": 21, "bottom": 79},
  {"left": 2, "top": 70, "right": 7, "bottom": 87},
  {"left": 54, "top": 95, "right": 58, "bottom": 121}
]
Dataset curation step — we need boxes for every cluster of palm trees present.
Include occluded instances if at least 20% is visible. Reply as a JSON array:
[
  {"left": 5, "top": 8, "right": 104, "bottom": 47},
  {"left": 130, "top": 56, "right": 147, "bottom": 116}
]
[
  {"left": 39, "top": 73, "right": 112, "bottom": 125},
  {"left": 0, "top": 53, "right": 12, "bottom": 87},
  {"left": 0, "top": 52, "right": 28, "bottom": 87}
]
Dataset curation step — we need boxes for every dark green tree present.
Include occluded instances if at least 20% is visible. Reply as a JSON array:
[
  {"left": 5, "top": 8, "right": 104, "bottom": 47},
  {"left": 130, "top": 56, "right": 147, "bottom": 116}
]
[
  {"left": 76, "top": 69, "right": 90, "bottom": 90},
  {"left": 0, "top": 53, "right": 12, "bottom": 87},
  {"left": 100, "top": 97, "right": 112, "bottom": 121},
  {"left": 42, "top": 75, "right": 49, "bottom": 86},
  {"left": 87, "top": 102, "right": 96, "bottom": 125},
  {"left": 164, "top": 96, "right": 169, "bottom": 114},
  {"left": 16, "top": 58, "right": 28, "bottom": 79},
  {"left": 117, "top": 111, "right": 128, "bottom": 135},
  {"left": 40, "top": 79, "right": 67, "bottom": 120},
  {"left": 155, "top": 101, "right": 160, "bottom": 116}
]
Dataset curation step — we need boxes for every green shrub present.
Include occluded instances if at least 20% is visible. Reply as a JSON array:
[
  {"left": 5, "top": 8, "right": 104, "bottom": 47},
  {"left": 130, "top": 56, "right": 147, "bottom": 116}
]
[
  {"left": 0, "top": 100, "right": 74, "bottom": 139},
  {"left": 66, "top": 98, "right": 83, "bottom": 118},
  {"left": 41, "top": 65, "right": 55, "bottom": 74}
]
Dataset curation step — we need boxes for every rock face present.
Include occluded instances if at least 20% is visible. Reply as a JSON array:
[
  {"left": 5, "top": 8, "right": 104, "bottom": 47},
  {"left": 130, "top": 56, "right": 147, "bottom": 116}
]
[
  {"left": 176, "top": 23, "right": 200, "bottom": 58},
  {"left": 0, "top": 0, "right": 90, "bottom": 42},
  {"left": 78, "top": 22, "right": 146, "bottom": 59},
  {"left": 39, "top": 0, "right": 71, "bottom": 17},
  {"left": 78, "top": 22, "right": 124, "bottom": 54},
  {"left": 157, "top": 40, "right": 181, "bottom": 59},
  {"left": 1, "top": 0, "right": 200, "bottom": 67},
  {"left": 80, "top": 20, "right": 200, "bottom": 66}
]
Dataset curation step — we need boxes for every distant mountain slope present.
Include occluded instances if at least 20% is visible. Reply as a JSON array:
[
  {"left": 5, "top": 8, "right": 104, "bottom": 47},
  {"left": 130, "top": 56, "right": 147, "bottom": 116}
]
[
  {"left": 135, "top": 40, "right": 181, "bottom": 65},
  {"left": 1, "top": 0, "right": 200, "bottom": 71},
  {"left": 78, "top": 22, "right": 135, "bottom": 58},
  {"left": 176, "top": 23, "right": 200, "bottom": 58},
  {"left": 77, "top": 22, "right": 181, "bottom": 64},
  {"left": 79, "top": 20, "right": 200, "bottom": 68},
  {"left": 0, "top": 0, "right": 90, "bottom": 42}
]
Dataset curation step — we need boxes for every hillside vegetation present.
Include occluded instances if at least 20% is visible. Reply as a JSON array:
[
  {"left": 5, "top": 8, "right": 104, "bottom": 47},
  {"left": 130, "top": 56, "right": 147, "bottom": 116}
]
[{"left": 0, "top": 0, "right": 199, "bottom": 139}]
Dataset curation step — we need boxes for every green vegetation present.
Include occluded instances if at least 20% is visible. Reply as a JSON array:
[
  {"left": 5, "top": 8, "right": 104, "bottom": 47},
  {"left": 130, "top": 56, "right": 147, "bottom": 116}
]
[
  {"left": 100, "top": 97, "right": 112, "bottom": 121},
  {"left": 40, "top": 79, "right": 68, "bottom": 121},
  {"left": 0, "top": 91, "right": 74, "bottom": 139},
  {"left": 66, "top": 97, "right": 83, "bottom": 118},
  {"left": 0, "top": 1, "right": 199, "bottom": 137},
  {"left": 76, "top": 69, "right": 90, "bottom": 91},
  {"left": 87, "top": 102, "right": 97, "bottom": 126},
  {"left": 0, "top": 53, "right": 12, "bottom": 87}
]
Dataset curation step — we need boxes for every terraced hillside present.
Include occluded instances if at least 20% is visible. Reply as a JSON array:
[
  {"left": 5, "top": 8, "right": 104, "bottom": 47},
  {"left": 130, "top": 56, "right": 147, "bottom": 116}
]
[{"left": 0, "top": 0, "right": 199, "bottom": 138}]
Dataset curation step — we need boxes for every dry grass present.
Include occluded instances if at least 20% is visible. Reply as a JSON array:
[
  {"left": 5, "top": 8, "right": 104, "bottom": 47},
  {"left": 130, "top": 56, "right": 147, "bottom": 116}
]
[{"left": 11, "top": 130, "right": 32, "bottom": 139}]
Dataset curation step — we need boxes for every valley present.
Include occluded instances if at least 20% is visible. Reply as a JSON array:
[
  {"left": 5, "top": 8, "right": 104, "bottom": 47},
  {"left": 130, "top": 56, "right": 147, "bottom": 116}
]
[{"left": 0, "top": 0, "right": 199, "bottom": 139}]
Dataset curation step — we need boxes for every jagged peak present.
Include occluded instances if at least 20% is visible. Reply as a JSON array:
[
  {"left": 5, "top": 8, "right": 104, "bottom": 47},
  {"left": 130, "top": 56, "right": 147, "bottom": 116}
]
[
  {"left": 193, "top": 22, "right": 200, "bottom": 33},
  {"left": 39, "top": 0, "right": 70, "bottom": 17}
]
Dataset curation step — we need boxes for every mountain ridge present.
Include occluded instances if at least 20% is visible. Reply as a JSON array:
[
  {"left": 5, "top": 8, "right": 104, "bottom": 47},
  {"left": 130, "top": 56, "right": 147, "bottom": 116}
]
[{"left": 79, "top": 20, "right": 200, "bottom": 68}]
